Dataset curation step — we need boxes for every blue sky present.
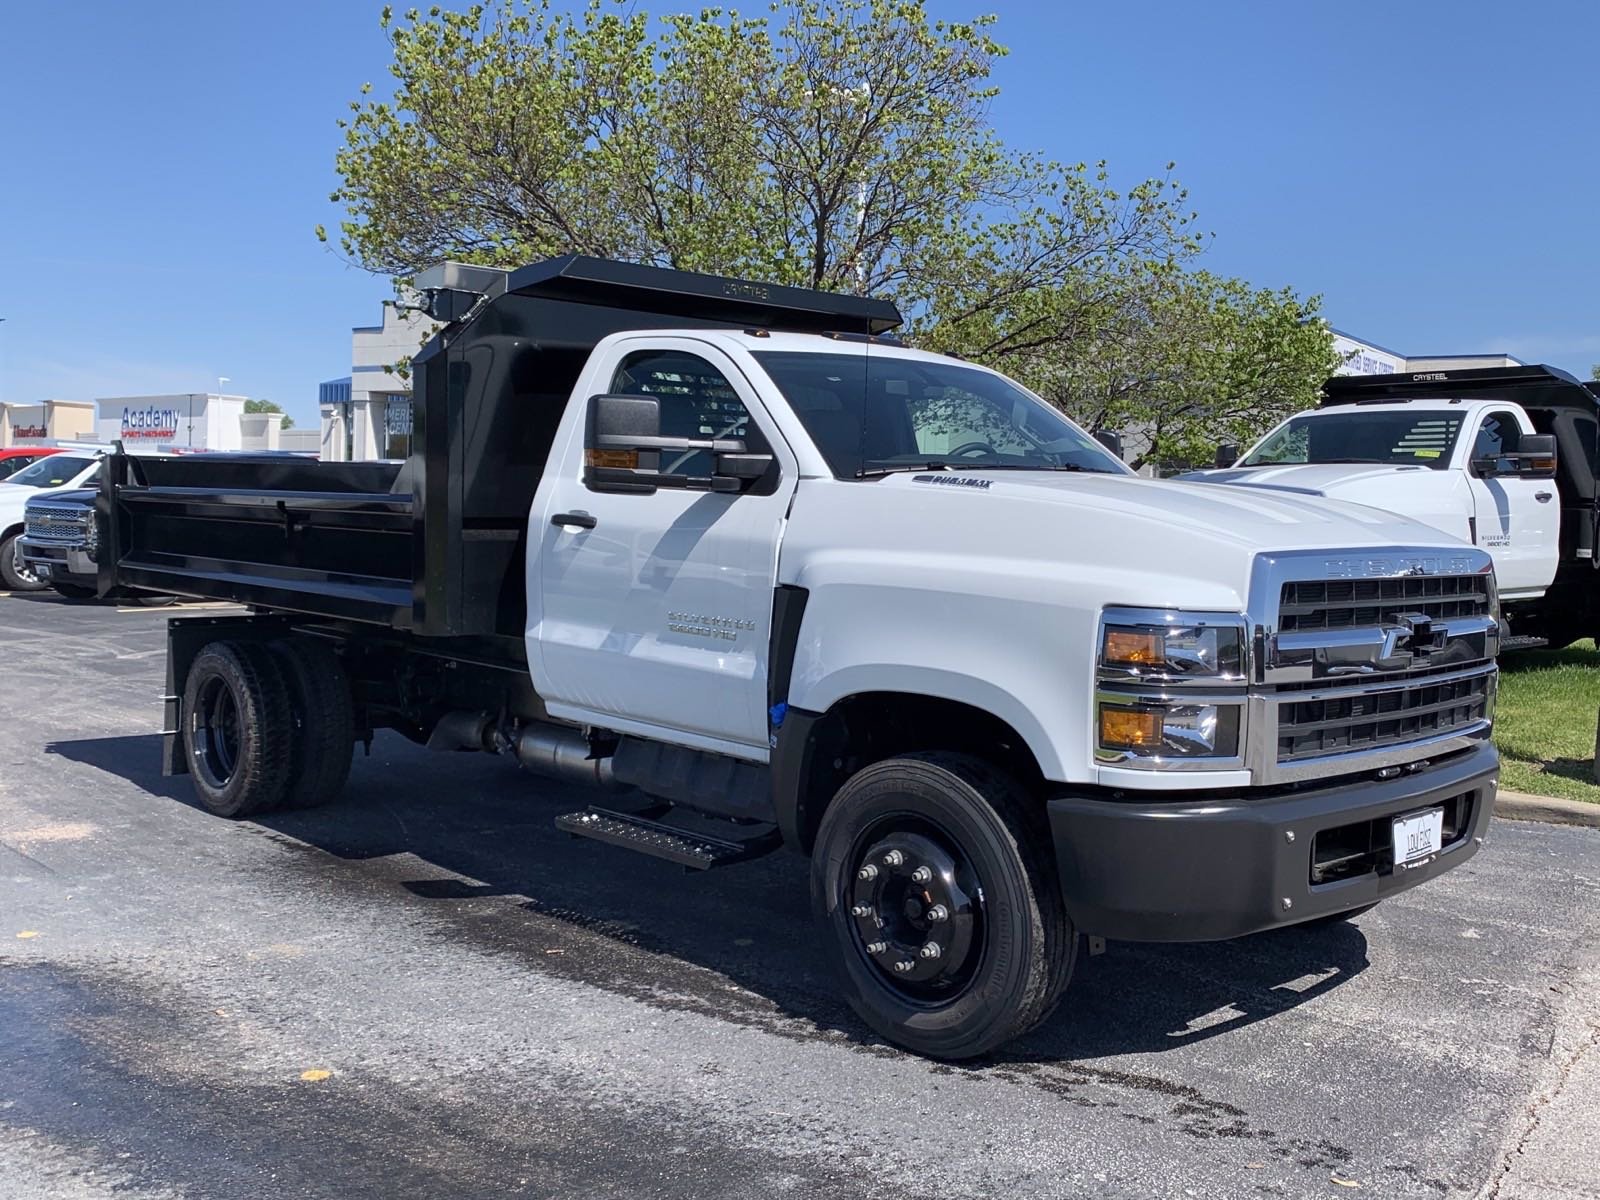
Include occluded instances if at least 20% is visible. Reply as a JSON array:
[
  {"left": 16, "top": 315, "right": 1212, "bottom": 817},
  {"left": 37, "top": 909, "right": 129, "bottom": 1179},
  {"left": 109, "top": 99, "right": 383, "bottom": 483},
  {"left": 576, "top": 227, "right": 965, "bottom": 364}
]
[{"left": 2, "top": 0, "right": 1596, "bottom": 426}]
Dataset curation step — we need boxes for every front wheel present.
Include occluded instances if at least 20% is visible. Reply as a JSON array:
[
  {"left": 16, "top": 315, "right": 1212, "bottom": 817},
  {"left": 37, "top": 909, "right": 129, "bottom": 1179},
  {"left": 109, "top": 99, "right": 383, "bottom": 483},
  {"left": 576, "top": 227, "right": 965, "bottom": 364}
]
[
  {"left": 0, "top": 534, "right": 48, "bottom": 592},
  {"left": 811, "top": 753, "right": 1075, "bottom": 1060}
]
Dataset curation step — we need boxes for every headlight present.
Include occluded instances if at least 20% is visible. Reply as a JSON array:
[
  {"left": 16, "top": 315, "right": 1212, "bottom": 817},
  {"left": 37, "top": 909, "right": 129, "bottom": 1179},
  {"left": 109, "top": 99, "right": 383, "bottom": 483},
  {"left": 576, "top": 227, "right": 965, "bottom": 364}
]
[
  {"left": 1100, "top": 618, "right": 1244, "bottom": 680},
  {"left": 1096, "top": 608, "right": 1248, "bottom": 767}
]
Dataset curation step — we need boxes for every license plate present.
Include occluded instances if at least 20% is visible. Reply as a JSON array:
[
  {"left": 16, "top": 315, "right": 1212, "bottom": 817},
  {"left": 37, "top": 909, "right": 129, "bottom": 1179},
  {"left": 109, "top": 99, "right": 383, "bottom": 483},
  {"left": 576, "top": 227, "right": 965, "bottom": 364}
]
[{"left": 1392, "top": 807, "right": 1444, "bottom": 867}]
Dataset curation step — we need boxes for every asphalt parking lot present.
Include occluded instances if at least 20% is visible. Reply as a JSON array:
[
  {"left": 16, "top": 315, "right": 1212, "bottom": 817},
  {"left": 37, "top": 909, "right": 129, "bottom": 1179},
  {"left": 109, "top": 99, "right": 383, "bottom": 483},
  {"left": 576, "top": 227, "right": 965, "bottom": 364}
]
[{"left": 1, "top": 593, "right": 1597, "bottom": 1199}]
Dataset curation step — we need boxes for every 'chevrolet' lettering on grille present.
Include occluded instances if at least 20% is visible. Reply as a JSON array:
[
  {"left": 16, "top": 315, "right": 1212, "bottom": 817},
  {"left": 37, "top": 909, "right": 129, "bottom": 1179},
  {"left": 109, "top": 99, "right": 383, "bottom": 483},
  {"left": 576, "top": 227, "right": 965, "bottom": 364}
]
[{"left": 1321, "top": 554, "right": 1477, "bottom": 579}]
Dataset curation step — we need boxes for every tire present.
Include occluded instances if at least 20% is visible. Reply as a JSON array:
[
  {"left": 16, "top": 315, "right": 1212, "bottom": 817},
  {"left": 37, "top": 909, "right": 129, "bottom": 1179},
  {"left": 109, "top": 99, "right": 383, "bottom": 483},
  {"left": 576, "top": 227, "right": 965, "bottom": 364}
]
[
  {"left": 811, "top": 752, "right": 1075, "bottom": 1060},
  {"left": 50, "top": 582, "right": 98, "bottom": 600},
  {"left": 0, "top": 533, "right": 48, "bottom": 592},
  {"left": 182, "top": 640, "right": 295, "bottom": 818},
  {"left": 269, "top": 637, "right": 355, "bottom": 810}
]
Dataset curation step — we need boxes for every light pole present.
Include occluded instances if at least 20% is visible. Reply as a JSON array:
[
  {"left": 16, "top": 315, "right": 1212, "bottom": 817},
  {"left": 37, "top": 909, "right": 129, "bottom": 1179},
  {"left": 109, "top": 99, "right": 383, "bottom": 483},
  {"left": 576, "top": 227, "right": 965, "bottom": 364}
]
[{"left": 212, "top": 376, "right": 229, "bottom": 450}]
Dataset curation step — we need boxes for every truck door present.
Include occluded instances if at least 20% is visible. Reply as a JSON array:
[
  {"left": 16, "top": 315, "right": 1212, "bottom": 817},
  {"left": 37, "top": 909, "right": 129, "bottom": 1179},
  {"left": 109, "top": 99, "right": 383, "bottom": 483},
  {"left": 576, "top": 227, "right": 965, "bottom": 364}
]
[
  {"left": 530, "top": 338, "right": 796, "bottom": 759},
  {"left": 1465, "top": 409, "right": 1559, "bottom": 598}
]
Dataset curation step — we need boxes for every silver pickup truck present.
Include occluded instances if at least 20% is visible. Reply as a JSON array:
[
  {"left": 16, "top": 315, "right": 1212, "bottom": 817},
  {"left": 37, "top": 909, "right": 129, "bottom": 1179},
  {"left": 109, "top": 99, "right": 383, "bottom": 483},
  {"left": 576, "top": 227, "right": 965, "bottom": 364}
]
[{"left": 17, "top": 488, "right": 101, "bottom": 599}]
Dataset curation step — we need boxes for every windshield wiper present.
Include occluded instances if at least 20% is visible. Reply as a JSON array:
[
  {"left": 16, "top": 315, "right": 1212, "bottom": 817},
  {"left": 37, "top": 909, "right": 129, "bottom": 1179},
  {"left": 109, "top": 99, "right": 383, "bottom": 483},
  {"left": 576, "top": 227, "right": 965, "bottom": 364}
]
[
  {"left": 944, "top": 462, "right": 1089, "bottom": 472},
  {"left": 856, "top": 460, "right": 1097, "bottom": 479},
  {"left": 855, "top": 461, "right": 954, "bottom": 479}
]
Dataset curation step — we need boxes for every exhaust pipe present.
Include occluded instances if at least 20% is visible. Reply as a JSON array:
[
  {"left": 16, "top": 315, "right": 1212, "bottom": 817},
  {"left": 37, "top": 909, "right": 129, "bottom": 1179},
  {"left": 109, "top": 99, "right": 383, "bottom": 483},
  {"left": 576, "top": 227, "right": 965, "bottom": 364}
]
[
  {"left": 515, "top": 721, "right": 621, "bottom": 790},
  {"left": 426, "top": 710, "right": 496, "bottom": 753},
  {"left": 428, "top": 711, "right": 621, "bottom": 790}
]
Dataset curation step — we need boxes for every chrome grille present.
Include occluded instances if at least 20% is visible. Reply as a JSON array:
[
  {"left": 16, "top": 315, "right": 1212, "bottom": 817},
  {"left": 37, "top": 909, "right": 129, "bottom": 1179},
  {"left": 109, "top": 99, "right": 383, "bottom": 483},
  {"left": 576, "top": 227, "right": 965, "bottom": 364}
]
[
  {"left": 23, "top": 506, "right": 88, "bottom": 543},
  {"left": 1276, "top": 668, "right": 1494, "bottom": 763},
  {"left": 1247, "top": 548, "right": 1498, "bottom": 783},
  {"left": 1278, "top": 575, "right": 1492, "bottom": 633}
]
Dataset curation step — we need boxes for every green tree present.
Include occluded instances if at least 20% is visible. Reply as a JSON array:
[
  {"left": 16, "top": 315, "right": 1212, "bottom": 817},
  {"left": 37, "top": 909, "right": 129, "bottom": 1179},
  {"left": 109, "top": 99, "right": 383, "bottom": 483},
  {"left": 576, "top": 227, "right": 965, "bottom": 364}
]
[
  {"left": 324, "top": 0, "right": 1330, "bottom": 456},
  {"left": 244, "top": 398, "right": 295, "bottom": 430}
]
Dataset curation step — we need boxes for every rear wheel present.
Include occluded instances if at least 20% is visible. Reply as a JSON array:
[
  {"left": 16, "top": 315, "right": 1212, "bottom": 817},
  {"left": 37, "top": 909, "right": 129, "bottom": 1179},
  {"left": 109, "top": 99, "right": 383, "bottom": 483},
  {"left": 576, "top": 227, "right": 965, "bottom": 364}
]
[
  {"left": 269, "top": 637, "right": 355, "bottom": 809},
  {"left": 183, "top": 641, "right": 294, "bottom": 818},
  {"left": 0, "top": 533, "right": 47, "bottom": 592},
  {"left": 811, "top": 753, "right": 1075, "bottom": 1060}
]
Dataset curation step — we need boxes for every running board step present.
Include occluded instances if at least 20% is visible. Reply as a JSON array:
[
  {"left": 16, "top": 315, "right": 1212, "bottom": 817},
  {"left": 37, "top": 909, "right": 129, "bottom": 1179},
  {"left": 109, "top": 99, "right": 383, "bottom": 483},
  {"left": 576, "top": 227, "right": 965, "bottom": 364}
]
[
  {"left": 1500, "top": 635, "right": 1550, "bottom": 654},
  {"left": 555, "top": 807, "right": 780, "bottom": 870}
]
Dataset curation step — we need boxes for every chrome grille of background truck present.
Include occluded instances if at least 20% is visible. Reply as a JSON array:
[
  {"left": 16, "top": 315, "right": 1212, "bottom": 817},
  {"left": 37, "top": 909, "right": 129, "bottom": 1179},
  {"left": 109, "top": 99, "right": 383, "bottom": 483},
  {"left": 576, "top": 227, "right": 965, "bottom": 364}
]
[{"left": 22, "top": 506, "right": 88, "bottom": 544}]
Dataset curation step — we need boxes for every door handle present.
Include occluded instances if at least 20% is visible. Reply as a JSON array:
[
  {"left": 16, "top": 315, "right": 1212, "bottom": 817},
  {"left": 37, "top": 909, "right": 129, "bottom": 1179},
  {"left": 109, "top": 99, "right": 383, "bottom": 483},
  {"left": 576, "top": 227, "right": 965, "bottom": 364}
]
[
  {"left": 551, "top": 512, "right": 597, "bottom": 531},
  {"left": 1535, "top": 491, "right": 1553, "bottom": 503}
]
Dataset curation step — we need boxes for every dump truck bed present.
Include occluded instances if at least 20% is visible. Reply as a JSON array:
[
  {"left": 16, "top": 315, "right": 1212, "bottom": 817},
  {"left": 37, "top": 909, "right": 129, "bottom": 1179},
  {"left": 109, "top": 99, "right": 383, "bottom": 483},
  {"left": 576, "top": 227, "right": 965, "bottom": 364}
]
[{"left": 101, "top": 453, "right": 416, "bottom": 626}]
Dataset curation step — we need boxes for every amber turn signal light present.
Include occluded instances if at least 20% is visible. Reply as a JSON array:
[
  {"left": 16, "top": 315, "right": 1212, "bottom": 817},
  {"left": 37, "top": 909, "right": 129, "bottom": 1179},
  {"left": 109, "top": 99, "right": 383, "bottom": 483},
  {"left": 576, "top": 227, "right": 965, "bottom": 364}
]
[
  {"left": 1099, "top": 706, "right": 1163, "bottom": 748},
  {"left": 1103, "top": 629, "right": 1164, "bottom": 666},
  {"left": 586, "top": 448, "right": 639, "bottom": 469}
]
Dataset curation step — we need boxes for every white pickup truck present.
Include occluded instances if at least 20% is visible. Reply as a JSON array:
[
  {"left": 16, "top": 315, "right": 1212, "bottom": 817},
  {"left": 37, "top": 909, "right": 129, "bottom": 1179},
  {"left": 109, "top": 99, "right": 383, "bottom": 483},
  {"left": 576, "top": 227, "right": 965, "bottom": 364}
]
[
  {"left": 99, "top": 257, "right": 1500, "bottom": 1058},
  {"left": 1185, "top": 366, "right": 1599, "bottom": 649}
]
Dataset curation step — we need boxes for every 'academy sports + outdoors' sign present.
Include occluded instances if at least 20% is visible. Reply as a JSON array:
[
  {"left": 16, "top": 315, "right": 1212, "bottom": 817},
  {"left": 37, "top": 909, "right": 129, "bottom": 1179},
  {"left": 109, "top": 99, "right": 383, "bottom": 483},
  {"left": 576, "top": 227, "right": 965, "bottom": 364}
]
[{"left": 120, "top": 406, "right": 183, "bottom": 440}]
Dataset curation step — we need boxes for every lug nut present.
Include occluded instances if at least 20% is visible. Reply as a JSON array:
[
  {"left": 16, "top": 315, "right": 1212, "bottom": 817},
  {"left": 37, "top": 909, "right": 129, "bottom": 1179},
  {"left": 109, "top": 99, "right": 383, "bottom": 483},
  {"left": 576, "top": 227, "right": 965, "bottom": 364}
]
[
  {"left": 919, "top": 943, "right": 942, "bottom": 960},
  {"left": 893, "top": 960, "right": 915, "bottom": 973},
  {"left": 866, "top": 941, "right": 888, "bottom": 954},
  {"left": 857, "top": 864, "right": 878, "bottom": 881},
  {"left": 883, "top": 850, "right": 904, "bottom": 867},
  {"left": 850, "top": 904, "right": 873, "bottom": 917},
  {"left": 926, "top": 904, "right": 949, "bottom": 923},
  {"left": 911, "top": 866, "right": 932, "bottom": 883}
]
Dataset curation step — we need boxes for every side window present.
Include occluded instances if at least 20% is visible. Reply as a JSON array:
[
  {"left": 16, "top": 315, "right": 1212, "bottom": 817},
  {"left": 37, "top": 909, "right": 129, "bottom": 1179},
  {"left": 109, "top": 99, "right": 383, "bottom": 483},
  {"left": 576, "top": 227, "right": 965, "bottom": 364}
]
[
  {"left": 608, "top": 349, "right": 770, "bottom": 477},
  {"left": 1472, "top": 411, "right": 1522, "bottom": 464}
]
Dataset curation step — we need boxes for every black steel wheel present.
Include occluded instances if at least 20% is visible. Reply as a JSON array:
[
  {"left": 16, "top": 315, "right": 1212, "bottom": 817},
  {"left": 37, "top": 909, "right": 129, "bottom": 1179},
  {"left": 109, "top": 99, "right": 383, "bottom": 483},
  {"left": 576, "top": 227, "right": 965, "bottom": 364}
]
[
  {"left": 812, "top": 753, "right": 1076, "bottom": 1060},
  {"left": 0, "top": 533, "right": 48, "bottom": 592},
  {"left": 182, "top": 641, "right": 294, "bottom": 818}
]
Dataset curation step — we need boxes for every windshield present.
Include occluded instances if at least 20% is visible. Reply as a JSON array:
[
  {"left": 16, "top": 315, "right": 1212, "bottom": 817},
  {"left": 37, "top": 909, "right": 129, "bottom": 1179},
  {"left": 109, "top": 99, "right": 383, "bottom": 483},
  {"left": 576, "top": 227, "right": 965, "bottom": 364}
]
[
  {"left": 751, "top": 351, "right": 1128, "bottom": 478},
  {"left": 1239, "top": 410, "right": 1464, "bottom": 470},
  {"left": 2, "top": 455, "right": 97, "bottom": 488}
]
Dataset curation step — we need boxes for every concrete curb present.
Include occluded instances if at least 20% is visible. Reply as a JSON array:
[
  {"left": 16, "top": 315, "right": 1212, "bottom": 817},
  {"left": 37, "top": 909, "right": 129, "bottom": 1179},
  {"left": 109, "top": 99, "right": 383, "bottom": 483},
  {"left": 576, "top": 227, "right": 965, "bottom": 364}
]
[{"left": 1494, "top": 788, "right": 1600, "bottom": 829}]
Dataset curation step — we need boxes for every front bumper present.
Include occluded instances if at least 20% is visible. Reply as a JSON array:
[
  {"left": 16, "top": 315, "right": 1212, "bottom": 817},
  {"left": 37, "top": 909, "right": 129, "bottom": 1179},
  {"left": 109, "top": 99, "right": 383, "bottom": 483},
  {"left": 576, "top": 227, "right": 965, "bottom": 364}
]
[
  {"left": 16, "top": 537, "right": 96, "bottom": 586},
  {"left": 1047, "top": 742, "right": 1498, "bottom": 942}
]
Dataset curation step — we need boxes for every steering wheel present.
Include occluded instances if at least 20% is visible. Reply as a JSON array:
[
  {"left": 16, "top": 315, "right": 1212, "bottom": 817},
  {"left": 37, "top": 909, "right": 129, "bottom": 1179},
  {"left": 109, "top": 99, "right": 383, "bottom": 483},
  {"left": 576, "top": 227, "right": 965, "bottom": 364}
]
[{"left": 948, "top": 441, "right": 999, "bottom": 459}]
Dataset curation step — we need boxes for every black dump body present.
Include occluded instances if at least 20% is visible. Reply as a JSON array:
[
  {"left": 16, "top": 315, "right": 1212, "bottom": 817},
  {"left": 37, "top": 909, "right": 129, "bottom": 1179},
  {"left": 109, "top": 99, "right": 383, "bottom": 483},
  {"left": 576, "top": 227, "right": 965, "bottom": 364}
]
[
  {"left": 101, "top": 256, "right": 901, "bottom": 648},
  {"left": 1322, "top": 365, "right": 1600, "bottom": 570}
]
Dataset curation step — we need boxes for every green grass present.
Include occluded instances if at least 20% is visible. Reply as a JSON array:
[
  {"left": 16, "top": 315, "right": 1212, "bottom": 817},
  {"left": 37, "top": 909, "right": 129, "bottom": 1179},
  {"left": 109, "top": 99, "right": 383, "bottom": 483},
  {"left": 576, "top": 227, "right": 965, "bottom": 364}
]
[{"left": 1494, "top": 639, "right": 1600, "bottom": 803}]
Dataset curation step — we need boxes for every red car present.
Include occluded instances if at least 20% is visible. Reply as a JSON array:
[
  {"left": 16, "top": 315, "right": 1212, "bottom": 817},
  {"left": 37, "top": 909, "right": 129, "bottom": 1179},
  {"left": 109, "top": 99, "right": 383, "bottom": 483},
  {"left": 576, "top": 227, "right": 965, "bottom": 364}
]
[{"left": 0, "top": 446, "right": 61, "bottom": 482}]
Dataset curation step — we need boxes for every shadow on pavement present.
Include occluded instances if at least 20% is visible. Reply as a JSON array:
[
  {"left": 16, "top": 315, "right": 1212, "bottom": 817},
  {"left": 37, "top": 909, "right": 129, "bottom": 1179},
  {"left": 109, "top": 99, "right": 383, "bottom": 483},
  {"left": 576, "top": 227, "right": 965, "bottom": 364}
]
[{"left": 47, "top": 732, "right": 1370, "bottom": 1064}]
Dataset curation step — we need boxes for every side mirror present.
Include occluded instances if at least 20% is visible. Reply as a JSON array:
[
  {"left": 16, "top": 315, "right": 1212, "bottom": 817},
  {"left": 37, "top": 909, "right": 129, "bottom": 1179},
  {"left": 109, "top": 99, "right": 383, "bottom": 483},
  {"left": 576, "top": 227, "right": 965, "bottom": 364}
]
[
  {"left": 1474, "top": 434, "right": 1557, "bottom": 480},
  {"left": 1214, "top": 443, "right": 1239, "bottom": 469},
  {"left": 1093, "top": 429, "right": 1124, "bottom": 460},
  {"left": 584, "top": 394, "right": 774, "bottom": 495},
  {"left": 1513, "top": 434, "right": 1558, "bottom": 479}
]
